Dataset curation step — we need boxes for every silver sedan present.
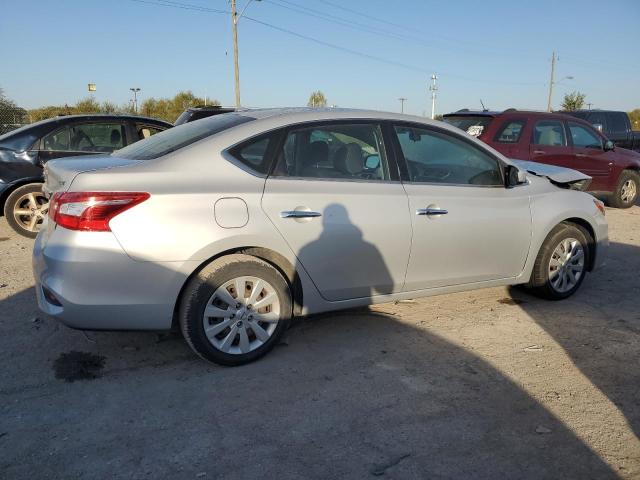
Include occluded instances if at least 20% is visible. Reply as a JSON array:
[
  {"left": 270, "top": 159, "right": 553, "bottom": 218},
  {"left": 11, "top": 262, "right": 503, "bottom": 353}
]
[{"left": 33, "top": 108, "right": 608, "bottom": 365}]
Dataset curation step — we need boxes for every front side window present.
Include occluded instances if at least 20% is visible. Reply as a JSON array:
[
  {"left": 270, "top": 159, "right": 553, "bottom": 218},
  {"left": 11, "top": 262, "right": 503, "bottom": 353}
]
[
  {"left": 272, "top": 123, "right": 390, "bottom": 181},
  {"left": 394, "top": 126, "right": 502, "bottom": 186},
  {"left": 42, "top": 127, "right": 70, "bottom": 151},
  {"left": 69, "top": 123, "right": 126, "bottom": 152},
  {"left": 533, "top": 120, "right": 566, "bottom": 146},
  {"left": 495, "top": 120, "right": 526, "bottom": 143},
  {"left": 568, "top": 122, "right": 602, "bottom": 149}
]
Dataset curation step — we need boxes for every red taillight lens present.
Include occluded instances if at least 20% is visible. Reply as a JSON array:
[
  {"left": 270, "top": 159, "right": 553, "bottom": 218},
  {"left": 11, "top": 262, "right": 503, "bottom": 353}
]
[{"left": 49, "top": 192, "right": 150, "bottom": 231}]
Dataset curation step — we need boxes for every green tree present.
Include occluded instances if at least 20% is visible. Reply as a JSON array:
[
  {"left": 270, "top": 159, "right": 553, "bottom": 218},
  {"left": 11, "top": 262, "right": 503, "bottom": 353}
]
[
  {"left": 561, "top": 91, "right": 586, "bottom": 111},
  {"left": 307, "top": 90, "right": 327, "bottom": 108},
  {"left": 139, "top": 91, "right": 219, "bottom": 122},
  {"left": 628, "top": 108, "right": 640, "bottom": 131},
  {"left": 0, "top": 89, "right": 28, "bottom": 133}
]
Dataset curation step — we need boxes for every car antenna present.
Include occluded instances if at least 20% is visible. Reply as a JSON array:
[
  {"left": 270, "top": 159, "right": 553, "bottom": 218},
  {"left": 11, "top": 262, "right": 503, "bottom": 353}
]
[{"left": 480, "top": 99, "right": 488, "bottom": 112}]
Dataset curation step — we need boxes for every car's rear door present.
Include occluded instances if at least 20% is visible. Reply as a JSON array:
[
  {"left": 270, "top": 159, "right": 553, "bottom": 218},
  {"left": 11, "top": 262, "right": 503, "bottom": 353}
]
[
  {"left": 261, "top": 121, "right": 412, "bottom": 301},
  {"left": 529, "top": 119, "right": 574, "bottom": 169},
  {"left": 566, "top": 121, "right": 613, "bottom": 191},
  {"left": 391, "top": 123, "right": 531, "bottom": 290}
]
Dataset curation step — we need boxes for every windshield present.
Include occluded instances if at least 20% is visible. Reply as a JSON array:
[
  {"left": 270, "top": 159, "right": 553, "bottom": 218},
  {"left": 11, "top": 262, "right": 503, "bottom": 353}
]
[
  {"left": 115, "top": 113, "right": 255, "bottom": 160},
  {"left": 443, "top": 116, "right": 494, "bottom": 137}
]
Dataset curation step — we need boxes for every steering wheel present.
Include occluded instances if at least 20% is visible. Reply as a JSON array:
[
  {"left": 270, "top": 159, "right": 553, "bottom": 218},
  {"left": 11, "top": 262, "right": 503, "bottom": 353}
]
[{"left": 76, "top": 130, "right": 95, "bottom": 150}]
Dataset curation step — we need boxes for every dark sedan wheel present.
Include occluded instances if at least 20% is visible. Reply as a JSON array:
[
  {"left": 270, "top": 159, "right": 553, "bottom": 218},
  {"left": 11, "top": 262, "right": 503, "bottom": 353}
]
[
  {"left": 609, "top": 170, "right": 639, "bottom": 209},
  {"left": 525, "top": 223, "right": 590, "bottom": 300},
  {"left": 4, "top": 183, "right": 48, "bottom": 238},
  {"left": 179, "top": 254, "right": 292, "bottom": 366}
]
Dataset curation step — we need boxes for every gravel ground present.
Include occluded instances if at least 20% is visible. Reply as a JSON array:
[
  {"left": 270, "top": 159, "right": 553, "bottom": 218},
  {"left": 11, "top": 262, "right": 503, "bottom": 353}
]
[{"left": 1, "top": 205, "right": 639, "bottom": 479}]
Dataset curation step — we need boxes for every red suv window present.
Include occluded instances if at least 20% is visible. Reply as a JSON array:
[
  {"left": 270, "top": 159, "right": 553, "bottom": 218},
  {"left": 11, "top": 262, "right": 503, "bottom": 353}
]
[{"left": 494, "top": 120, "right": 526, "bottom": 143}]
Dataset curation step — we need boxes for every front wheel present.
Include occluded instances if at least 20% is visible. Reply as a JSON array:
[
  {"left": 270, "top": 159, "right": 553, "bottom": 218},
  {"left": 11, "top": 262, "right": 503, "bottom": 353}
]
[
  {"left": 608, "top": 170, "right": 639, "bottom": 209},
  {"left": 524, "top": 223, "right": 590, "bottom": 300},
  {"left": 179, "top": 254, "right": 292, "bottom": 366},
  {"left": 3, "top": 183, "right": 49, "bottom": 238}
]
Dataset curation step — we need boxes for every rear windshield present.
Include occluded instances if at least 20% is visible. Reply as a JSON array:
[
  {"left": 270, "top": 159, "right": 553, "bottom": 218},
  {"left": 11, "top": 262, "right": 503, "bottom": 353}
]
[
  {"left": 115, "top": 113, "right": 255, "bottom": 160},
  {"left": 443, "top": 116, "right": 493, "bottom": 138}
]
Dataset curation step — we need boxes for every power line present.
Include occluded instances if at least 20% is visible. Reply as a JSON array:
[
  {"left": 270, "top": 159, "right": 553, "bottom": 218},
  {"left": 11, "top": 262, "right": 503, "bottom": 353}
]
[{"left": 127, "top": 0, "right": 544, "bottom": 86}]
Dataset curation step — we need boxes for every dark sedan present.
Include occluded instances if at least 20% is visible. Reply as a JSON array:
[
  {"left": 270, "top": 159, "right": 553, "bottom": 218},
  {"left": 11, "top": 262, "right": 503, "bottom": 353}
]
[{"left": 0, "top": 114, "right": 172, "bottom": 237}]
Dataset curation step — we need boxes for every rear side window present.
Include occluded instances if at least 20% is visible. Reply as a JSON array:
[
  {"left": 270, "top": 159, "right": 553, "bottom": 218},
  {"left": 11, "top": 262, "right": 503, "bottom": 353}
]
[
  {"left": 533, "top": 120, "right": 566, "bottom": 146},
  {"left": 116, "top": 113, "right": 255, "bottom": 160},
  {"left": 442, "top": 116, "right": 493, "bottom": 137},
  {"left": 228, "top": 134, "right": 276, "bottom": 175},
  {"left": 495, "top": 120, "right": 526, "bottom": 143},
  {"left": 136, "top": 124, "right": 166, "bottom": 140}
]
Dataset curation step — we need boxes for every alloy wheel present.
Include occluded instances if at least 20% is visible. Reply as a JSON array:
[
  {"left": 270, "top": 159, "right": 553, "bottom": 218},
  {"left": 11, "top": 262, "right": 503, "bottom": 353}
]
[
  {"left": 12, "top": 192, "right": 49, "bottom": 233},
  {"left": 202, "top": 276, "right": 281, "bottom": 355},
  {"left": 620, "top": 179, "right": 637, "bottom": 204},
  {"left": 548, "top": 237, "right": 585, "bottom": 293}
]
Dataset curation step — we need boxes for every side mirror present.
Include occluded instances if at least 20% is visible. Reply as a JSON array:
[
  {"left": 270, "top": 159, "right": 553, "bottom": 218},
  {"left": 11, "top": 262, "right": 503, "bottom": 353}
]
[
  {"left": 505, "top": 165, "right": 527, "bottom": 187},
  {"left": 365, "top": 154, "right": 380, "bottom": 169},
  {"left": 603, "top": 140, "right": 615, "bottom": 151},
  {"left": 592, "top": 123, "right": 604, "bottom": 133}
]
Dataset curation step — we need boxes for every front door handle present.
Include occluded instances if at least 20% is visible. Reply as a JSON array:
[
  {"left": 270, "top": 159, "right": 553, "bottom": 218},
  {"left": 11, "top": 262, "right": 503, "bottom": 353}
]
[
  {"left": 416, "top": 208, "right": 448, "bottom": 216},
  {"left": 280, "top": 210, "right": 322, "bottom": 219},
  {"left": 533, "top": 150, "right": 546, "bottom": 155},
  {"left": 576, "top": 153, "right": 587, "bottom": 157}
]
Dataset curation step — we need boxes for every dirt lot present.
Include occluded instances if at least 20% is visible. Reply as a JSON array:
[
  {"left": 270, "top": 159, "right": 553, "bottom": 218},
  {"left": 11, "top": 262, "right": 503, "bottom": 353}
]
[{"left": 1, "top": 205, "right": 639, "bottom": 479}]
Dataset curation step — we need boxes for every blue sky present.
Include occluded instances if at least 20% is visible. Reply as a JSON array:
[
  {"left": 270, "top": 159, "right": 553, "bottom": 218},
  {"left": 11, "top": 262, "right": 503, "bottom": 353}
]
[{"left": 1, "top": 0, "right": 639, "bottom": 116}]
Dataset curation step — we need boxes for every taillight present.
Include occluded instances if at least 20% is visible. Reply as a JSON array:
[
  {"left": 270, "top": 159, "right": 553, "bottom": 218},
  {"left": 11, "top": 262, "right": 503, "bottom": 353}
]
[{"left": 49, "top": 192, "right": 150, "bottom": 231}]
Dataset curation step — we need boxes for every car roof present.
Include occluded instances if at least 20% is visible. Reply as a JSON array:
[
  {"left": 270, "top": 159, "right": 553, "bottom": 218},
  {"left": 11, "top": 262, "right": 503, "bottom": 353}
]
[{"left": 443, "top": 109, "right": 587, "bottom": 121}]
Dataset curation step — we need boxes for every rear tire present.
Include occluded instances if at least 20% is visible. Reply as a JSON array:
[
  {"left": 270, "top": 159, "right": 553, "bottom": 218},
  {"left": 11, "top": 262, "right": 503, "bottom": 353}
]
[
  {"left": 3, "top": 183, "right": 48, "bottom": 238},
  {"left": 179, "top": 254, "right": 292, "bottom": 366},
  {"left": 524, "top": 223, "right": 590, "bottom": 300},
  {"left": 608, "top": 170, "right": 639, "bottom": 209}
]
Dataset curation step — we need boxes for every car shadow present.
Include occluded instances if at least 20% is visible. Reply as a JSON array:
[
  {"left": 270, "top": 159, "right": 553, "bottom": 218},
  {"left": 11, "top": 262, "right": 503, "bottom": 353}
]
[{"left": 509, "top": 241, "right": 640, "bottom": 441}]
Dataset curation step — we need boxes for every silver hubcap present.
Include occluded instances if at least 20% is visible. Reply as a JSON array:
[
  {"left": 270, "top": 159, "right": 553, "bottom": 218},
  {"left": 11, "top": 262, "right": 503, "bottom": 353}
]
[
  {"left": 548, "top": 237, "right": 585, "bottom": 293},
  {"left": 202, "top": 276, "right": 280, "bottom": 355},
  {"left": 13, "top": 192, "right": 49, "bottom": 232},
  {"left": 620, "top": 179, "right": 637, "bottom": 203}
]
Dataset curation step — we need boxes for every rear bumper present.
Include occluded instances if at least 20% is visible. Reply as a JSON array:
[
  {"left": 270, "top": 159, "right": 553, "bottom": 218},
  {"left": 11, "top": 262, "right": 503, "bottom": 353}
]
[{"left": 32, "top": 226, "right": 197, "bottom": 330}]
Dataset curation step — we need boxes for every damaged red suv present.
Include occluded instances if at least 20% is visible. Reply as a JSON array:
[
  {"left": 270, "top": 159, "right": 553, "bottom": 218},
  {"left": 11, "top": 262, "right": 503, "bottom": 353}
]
[{"left": 443, "top": 109, "right": 640, "bottom": 208}]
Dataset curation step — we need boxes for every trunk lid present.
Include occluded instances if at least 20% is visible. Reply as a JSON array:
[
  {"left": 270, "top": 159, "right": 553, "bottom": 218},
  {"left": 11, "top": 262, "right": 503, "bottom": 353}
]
[{"left": 42, "top": 155, "right": 144, "bottom": 197}]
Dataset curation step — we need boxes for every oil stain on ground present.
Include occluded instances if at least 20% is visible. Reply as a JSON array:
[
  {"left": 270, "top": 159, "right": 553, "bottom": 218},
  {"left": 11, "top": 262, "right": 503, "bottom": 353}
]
[
  {"left": 53, "top": 351, "right": 106, "bottom": 382},
  {"left": 498, "top": 298, "right": 526, "bottom": 305}
]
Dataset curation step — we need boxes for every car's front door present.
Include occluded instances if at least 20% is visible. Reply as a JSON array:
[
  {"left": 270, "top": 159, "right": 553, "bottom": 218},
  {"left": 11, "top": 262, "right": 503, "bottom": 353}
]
[
  {"left": 261, "top": 122, "right": 412, "bottom": 301},
  {"left": 566, "top": 121, "right": 613, "bottom": 191},
  {"left": 391, "top": 123, "right": 531, "bottom": 290},
  {"left": 38, "top": 121, "right": 128, "bottom": 163},
  {"left": 529, "top": 119, "right": 574, "bottom": 169}
]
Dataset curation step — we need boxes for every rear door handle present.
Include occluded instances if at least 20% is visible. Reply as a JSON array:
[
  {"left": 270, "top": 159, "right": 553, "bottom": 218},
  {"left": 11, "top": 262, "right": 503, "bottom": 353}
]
[
  {"left": 280, "top": 210, "right": 322, "bottom": 218},
  {"left": 576, "top": 153, "right": 587, "bottom": 157},
  {"left": 417, "top": 208, "right": 448, "bottom": 216},
  {"left": 533, "top": 150, "right": 546, "bottom": 154}
]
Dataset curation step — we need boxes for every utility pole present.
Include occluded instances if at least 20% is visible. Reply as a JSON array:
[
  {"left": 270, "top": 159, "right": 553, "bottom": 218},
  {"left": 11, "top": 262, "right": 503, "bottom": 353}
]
[
  {"left": 547, "top": 51, "right": 556, "bottom": 112},
  {"left": 130, "top": 87, "right": 141, "bottom": 113},
  {"left": 587, "top": 102, "right": 593, "bottom": 110},
  {"left": 398, "top": 97, "right": 407, "bottom": 113},
  {"left": 429, "top": 74, "right": 438, "bottom": 119},
  {"left": 231, "top": 0, "right": 241, "bottom": 107}
]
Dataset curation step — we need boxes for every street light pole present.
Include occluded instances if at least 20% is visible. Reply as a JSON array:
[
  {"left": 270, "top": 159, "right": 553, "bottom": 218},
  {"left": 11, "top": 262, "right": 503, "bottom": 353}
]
[
  {"left": 398, "top": 97, "right": 406, "bottom": 113},
  {"left": 130, "top": 87, "right": 141, "bottom": 113},
  {"left": 429, "top": 74, "right": 438, "bottom": 119}
]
